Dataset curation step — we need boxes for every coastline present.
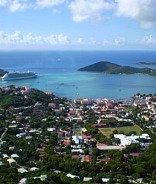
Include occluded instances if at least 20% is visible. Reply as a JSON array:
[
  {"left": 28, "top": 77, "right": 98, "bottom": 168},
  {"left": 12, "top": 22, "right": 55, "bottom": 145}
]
[{"left": 0, "top": 51, "right": 156, "bottom": 100}]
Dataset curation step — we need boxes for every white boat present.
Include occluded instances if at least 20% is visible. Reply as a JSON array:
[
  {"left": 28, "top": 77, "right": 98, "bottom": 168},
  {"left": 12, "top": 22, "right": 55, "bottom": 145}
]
[{"left": 1, "top": 72, "right": 37, "bottom": 81}]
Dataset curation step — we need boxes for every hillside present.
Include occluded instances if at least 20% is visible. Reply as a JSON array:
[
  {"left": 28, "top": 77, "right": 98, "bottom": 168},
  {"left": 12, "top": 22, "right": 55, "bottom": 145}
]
[
  {"left": 78, "top": 61, "right": 156, "bottom": 76},
  {"left": 0, "top": 69, "right": 7, "bottom": 77}
]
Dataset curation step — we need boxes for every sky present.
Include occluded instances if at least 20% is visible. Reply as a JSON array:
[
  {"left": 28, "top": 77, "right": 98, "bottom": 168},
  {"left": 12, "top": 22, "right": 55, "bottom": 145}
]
[{"left": 0, "top": 0, "right": 156, "bottom": 50}]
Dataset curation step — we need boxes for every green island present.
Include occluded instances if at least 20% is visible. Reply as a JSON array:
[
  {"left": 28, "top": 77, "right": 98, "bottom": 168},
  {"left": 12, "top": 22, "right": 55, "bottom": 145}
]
[
  {"left": 0, "top": 86, "right": 156, "bottom": 183},
  {"left": 78, "top": 61, "right": 156, "bottom": 76},
  {"left": 137, "top": 61, "right": 156, "bottom": 66}
]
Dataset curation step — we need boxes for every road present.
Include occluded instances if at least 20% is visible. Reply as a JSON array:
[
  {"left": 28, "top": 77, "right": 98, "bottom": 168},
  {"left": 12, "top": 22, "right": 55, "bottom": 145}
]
[{"left": 0, "top": 128, "right": 8, "bottom": 144}]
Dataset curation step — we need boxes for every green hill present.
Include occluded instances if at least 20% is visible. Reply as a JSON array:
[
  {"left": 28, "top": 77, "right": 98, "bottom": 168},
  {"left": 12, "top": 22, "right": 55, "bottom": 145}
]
[
  {"left": 78, "top": 61, "right": 156, "bottom": 76},
  {"left": 0, "top": 69, "right": 7, "bottom": 77}
]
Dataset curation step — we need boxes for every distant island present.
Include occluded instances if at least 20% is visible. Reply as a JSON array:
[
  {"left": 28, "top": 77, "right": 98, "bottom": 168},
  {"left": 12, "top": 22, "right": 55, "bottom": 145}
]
[
  {"left": 78, "top": 61, "right": 156, "bottom": 76},
  {"left": 0, "top": 69, "right": 7, "bottom": 77},
  {"left": 137, "top": 61, "right": 156, "bottom": 66}
]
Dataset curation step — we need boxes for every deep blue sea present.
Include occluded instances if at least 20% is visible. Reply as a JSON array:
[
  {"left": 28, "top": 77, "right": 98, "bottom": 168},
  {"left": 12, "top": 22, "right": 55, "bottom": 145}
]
[{"left": 0, "top": 50, "right": 156, "bottom": 100}]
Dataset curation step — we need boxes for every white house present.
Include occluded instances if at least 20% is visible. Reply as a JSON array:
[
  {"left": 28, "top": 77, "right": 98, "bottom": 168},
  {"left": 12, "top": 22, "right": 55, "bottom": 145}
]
[{"left": 114, "top": 134, "right": 150, "bottom": 146}]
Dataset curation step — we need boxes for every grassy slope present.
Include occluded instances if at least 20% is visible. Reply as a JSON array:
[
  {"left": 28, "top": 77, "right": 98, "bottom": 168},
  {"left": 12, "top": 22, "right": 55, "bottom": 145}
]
[{"left": 99, "top": 125, "right": 142, "bottom": 138}]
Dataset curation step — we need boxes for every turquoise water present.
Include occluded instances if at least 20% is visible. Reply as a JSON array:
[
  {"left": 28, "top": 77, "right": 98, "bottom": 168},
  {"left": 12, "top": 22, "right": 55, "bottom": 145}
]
[{"left": 0, "top": 51, "right": 156, "bottom": 99}]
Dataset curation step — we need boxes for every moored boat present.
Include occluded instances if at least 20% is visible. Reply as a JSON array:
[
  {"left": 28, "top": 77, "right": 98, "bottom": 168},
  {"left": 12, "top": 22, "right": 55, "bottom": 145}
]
[{"left": 1, "top": 72, "right": 37, "bottom": 81}]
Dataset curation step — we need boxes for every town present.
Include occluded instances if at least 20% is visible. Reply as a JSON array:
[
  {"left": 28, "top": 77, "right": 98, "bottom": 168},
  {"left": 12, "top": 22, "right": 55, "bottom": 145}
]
[{"left": 0, "top": 85, "right": 156, "bottom": 184}]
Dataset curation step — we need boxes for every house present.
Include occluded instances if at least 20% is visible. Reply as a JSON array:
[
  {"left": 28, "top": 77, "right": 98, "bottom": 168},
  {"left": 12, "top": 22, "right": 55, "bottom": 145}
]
[
  {"left": 2, "top": 154, "right": 9, "bottom": 159},
  {"left": 97, "top": 144, "right": 124, "bottom": 150},
  {"left": 18, "top": 168, "right": 28, "bottom": 173},
  {"left": 9, "top": 124, "right": 18, "bottom": 128},
  {"left": 67, "top": 173, "right": 80, "bottom": 179},
  {"left": 7, "top": 158, "right": 16, "bottom": 166},
  {"left": 63, "top": 140, "right": 71, "bottom": 146},
  {"left": 11, "top": 154, "right": 19, "bottom": 158},
  {"left": 96, "top": 99, "right": 106, "bottom": 106},
  {"left": 81, "top": 128, "right": 87, "bottom": 132},
  {"left": 83, "top": 177, "right": 92, "bottom": 182},
  {"left": 71, "top": 149, "right": 84, "bottom": 154},
  {"left": 30, "top": 167, "right": 39, "bottom": 171},
  {"left": 72, "top": 135, "right": 83, "bottom": 144},
  {"left": 92, "top": 123, "right": 107, "bottom": 128},
  {"left": 84, "top": 155, "right": 92, "bottom": 162},
  {"left": 48, "top": 103, "right": 56, "bottom": 109},
  {"left": 33, "top": 102, "right": 44, "bottom": 115},
  {"left": 104, "top": 157, "right": 111, "bottom": 164},
  {"left": 47, "top": 128, "right": 56, "bottom": 132},
  {"left": 16, "top": 133, "right": 26, "bottom": 138},
  {"left": 114, "top": 134, "right": 151, "bottom": 146},
  {"left": 18, "top": 178, "right": 27, "bottom": 184},
  {"left": 74, "top": 99, "right": 82, "bottom": 104},
  {"left": 20, "top": 86, "right": 30, "bottom": 94},
  {"left": 0, "top": 161, "right": 4, "bottom": 166},
  {"left": 102, "top": 178, "right": 110, "bottom": 183},
  {"left": 33, "top": 175, "right": 47, "bottom": 181},
  {"left": 81, "top": 98, "right": 94, "bottom": 105},
  {"left": 72, "top": 155, "right": 80, "bottom": 159},
  {"left": 124, "top": 153, "right": 140, "bottom": 159},
  {"left": 36, "top": 146, "right": 45, "bottom": 152}
]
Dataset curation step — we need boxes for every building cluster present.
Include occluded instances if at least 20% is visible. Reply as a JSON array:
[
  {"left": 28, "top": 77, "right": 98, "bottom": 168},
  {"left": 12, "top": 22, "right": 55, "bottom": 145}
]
[{"left": 0, "top": 86, "right": 155, "bottom": 183}]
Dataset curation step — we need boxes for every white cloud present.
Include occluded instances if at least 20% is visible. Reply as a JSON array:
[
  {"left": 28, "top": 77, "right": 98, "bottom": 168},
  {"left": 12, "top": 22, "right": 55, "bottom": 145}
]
[
  {"left": 116, "top": 0, "right": 156, "bottom": 28},
  {"left": 102, "top": 38, "right": 109, "bottom": 46},
  {"left": 0, "top": 0, "right": 65, "bottom": 12},
  {"left": 0, "top": 31, "right": 69, "bottom": 45},
  {"left": 0, "top": 31, "right": 25, "bottom": 43},
  {"left": 0, "top": 30, "right": 127, "bottom": 49},
  {"left": 114, "top": 37, "right": 125, "bottom": 46},
  {"left": 140, "top": 35, "right": 156, "bottom": 45},
  {"left": 0, "top": 31, "right": 156, "bottom": 50},
  {"left": 0, "top": 0, "right": 155, "bottom": 30},
  {"left": 77, "top": 37, "right": 83, "bottom": 44},
  {"left": 9, "top": 0, "right": 29, "bottom": 12},
  {"left": 0, "top": 0, "right": 7, "bottom": 6},
  {"left": 36, "top": 0, "right": 65, "bottom": 8},
  {"left": 101, "top": 37, "right": 126, "bottom": 46},
  {"left": 0, "top": 0, "right": 30, "bottom": 12},
  {"left": 68, "top": 0, "right": 113, "bottom": 23}
]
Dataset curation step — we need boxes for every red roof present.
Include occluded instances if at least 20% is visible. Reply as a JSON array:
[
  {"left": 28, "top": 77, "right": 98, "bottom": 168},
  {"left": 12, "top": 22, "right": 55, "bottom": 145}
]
[
  {"left": 84, "top": 155, "right": 92, "bottom": 162},
  {"left": 83, "top": 135, "right": 92, "bottom": 139},
  {"left": 72, "top": 155, "right": 80, "bottom": 159},
  {"left": 124, "top": 154, "right": 128, "bottom": 158},
  {"left": 37, "top": 147, "right": 45, "bottom": 152},
  {"left": 91, "top": 138, "right": 97, "bottom": 142},
  {"left": 124, "top": 153, "right": 140, "bottom": 158},
  {"left": 130, "top": 153, "right": 140, "bottom": 157},
  {"left": 63, "top": 140, "right": 71, "bottom": 146},
  {"left": 92, "top": 123, "right": 107, "bottom": 127},
  {"left": 104, "top": 157, "right": 111, "bottom": 164},
  {"left": 48, "top": 103, "right": 55, "bottom": 107}
]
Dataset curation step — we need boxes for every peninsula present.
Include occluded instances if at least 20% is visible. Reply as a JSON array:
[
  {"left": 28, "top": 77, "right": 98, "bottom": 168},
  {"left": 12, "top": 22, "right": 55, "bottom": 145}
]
[
  {"left": 137, "top": 61, "right": 156, "bottom": 66},
  {"left": 78, "top": 61, "right": 156, "bottom": 76},
  {"left": 0, "top": 69, "right": 7, "bottom": 77}
]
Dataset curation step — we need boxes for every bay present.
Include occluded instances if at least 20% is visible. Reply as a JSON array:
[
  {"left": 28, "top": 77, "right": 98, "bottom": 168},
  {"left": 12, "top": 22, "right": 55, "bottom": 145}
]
[{"left": 0, "top": 50, "right": 156, "bottom": 100}]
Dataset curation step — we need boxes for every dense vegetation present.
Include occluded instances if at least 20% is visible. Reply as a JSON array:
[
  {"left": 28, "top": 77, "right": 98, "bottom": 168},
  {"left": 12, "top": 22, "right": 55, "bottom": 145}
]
[
  {"left": 78, "top": 61, "right": 156, "bottom": 76},
  {"left": 0, "top": 86, "right": 156, "bottom": 183}
]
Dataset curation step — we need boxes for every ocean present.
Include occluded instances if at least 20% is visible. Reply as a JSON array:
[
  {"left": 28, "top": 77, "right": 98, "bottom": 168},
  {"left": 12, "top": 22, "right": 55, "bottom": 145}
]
[{"left": 0, "top": 50, "right": 156, "bottom": 100}]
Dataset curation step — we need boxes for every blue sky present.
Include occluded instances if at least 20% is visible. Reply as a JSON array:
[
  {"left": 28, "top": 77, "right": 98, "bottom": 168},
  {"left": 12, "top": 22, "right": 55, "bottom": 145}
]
[{"left": 0, "top": 0, "right": 156, "bottom": 50}]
